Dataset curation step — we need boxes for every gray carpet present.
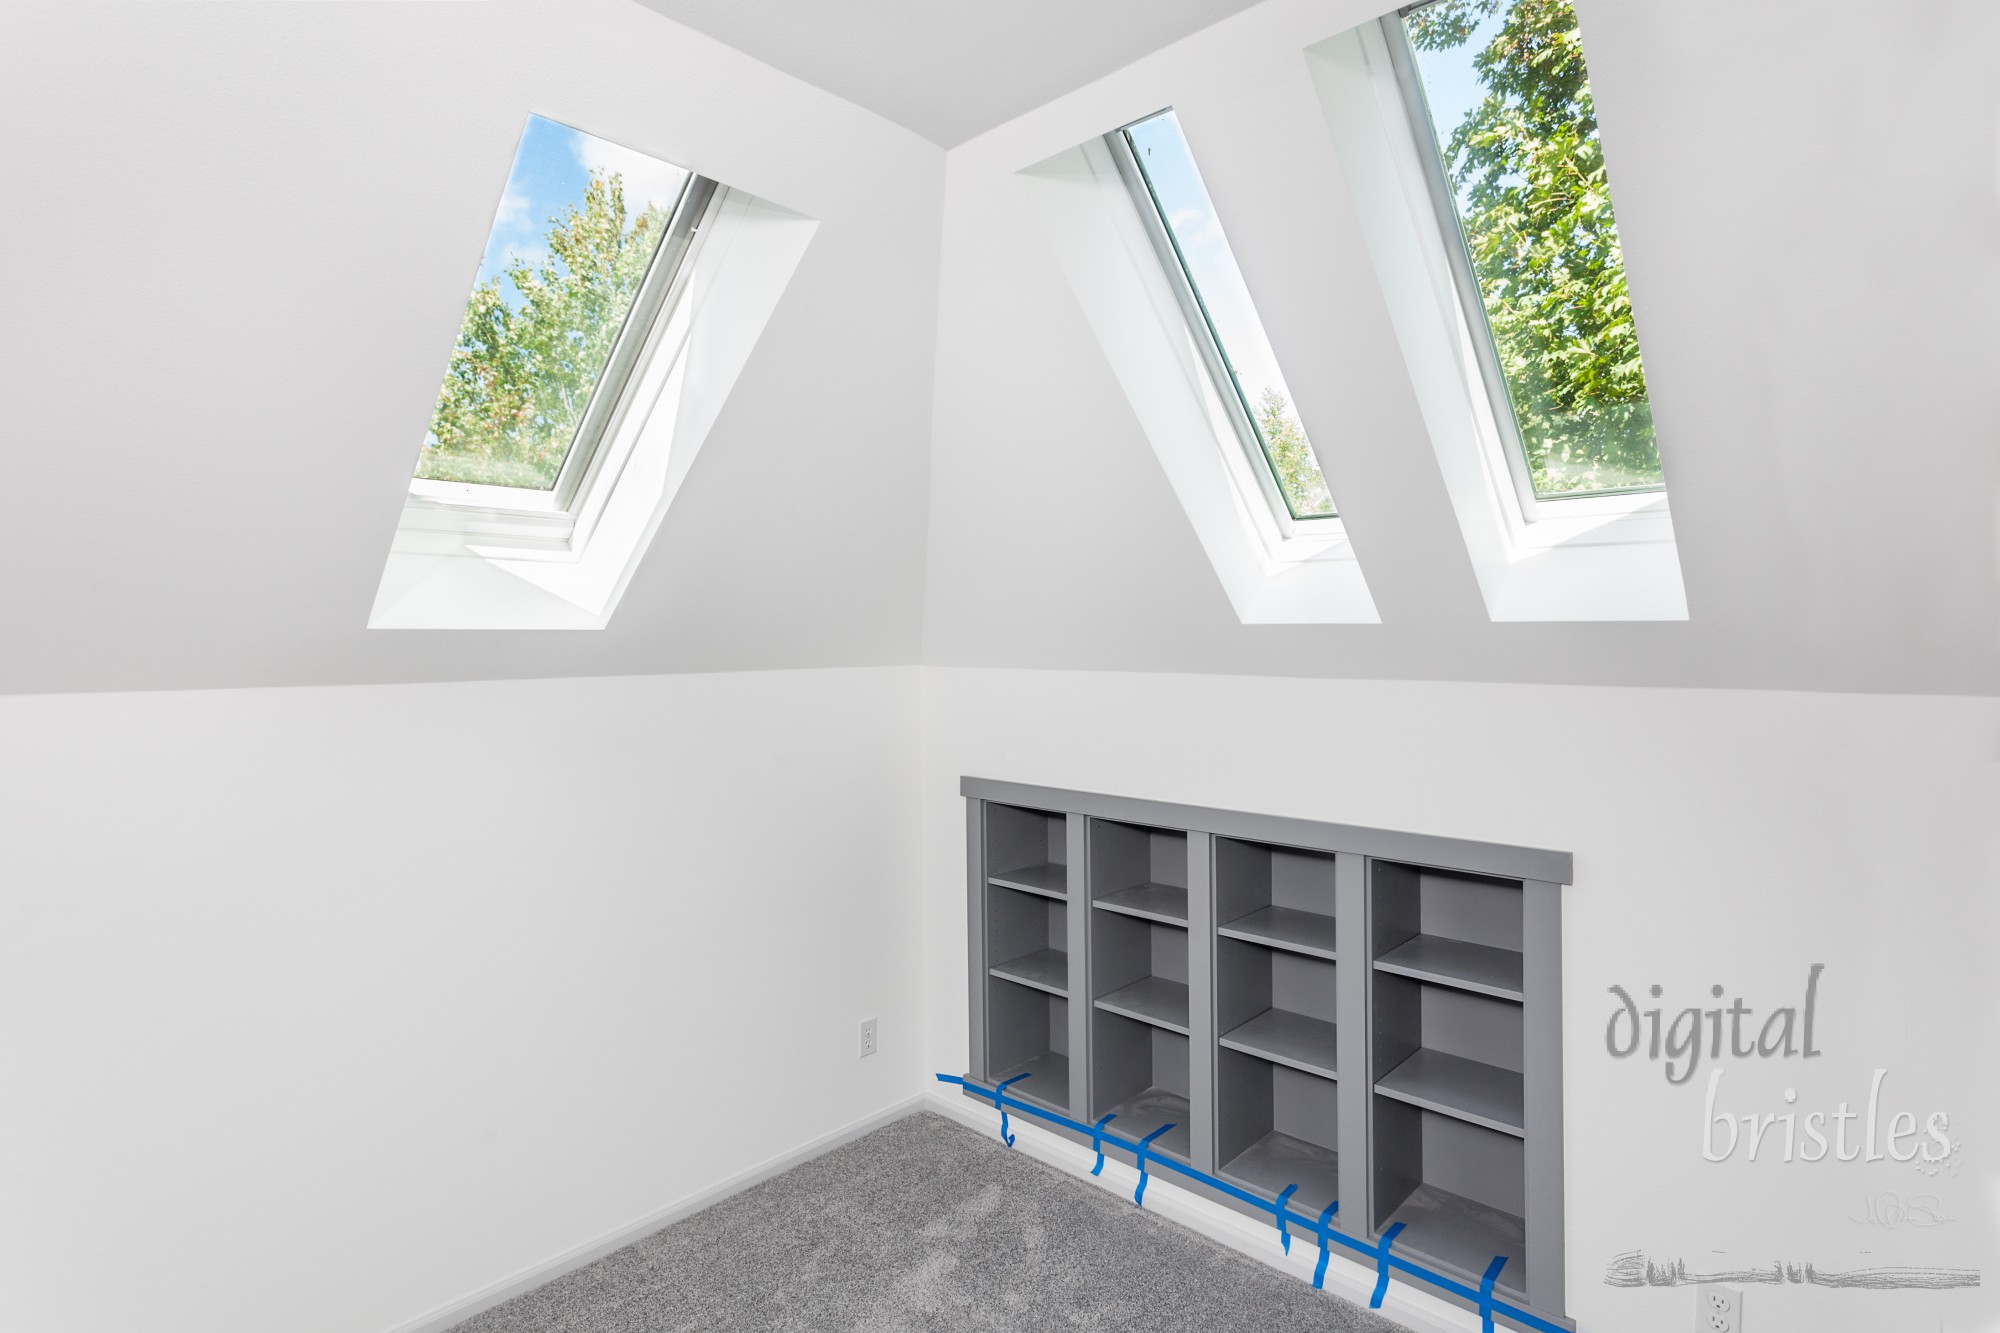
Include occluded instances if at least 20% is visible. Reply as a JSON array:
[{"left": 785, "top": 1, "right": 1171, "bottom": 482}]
[{"left": 453, "top": 1110, "right": 1400, "bottom": 1332}]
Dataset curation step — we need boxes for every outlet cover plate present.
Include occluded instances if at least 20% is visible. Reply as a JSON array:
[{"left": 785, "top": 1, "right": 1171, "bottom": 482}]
[{"left": 1696, "top": 1283, "right": 1743, "bottom": 1332}]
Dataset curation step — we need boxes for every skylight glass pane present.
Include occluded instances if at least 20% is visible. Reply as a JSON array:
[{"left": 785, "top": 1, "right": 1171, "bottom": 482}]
[
  {"left": 1123, "top": 112, "right": 1336, "bottom": 520},
  {"left": 1404, "top": 0, "right": 1661, "bottom": 498},
  {"left": 416, "top": 115, "right": 691, "bottom": 491}
]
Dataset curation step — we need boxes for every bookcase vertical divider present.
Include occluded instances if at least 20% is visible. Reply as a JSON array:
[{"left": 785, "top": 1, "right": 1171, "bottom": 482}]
[
  {"left": 1066, "top": 814, "right": 1091, "bottom": 1121},
  {"left": 1334, "top": 850, "right": 1370, "bottom": 1232},
  {"left": 1523, "top": 878, "right": 1565, "bottom": 1315},
  {"left": 1187, "top": 831, "right": 1216, "bottom": 1175}
]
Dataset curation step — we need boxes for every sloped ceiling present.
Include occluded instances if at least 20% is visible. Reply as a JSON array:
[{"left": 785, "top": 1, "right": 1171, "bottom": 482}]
[
  {"left": 0, "top": 0, "right": 1994, "bottom": 698},
  {"left": 625, "top": 0, "right": 1267, "bottom": 148}
]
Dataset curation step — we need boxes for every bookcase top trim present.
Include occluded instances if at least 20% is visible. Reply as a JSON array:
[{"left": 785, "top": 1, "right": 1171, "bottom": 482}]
[{"left": 961, "top": 777, "right": 1573, "bottom": 885}]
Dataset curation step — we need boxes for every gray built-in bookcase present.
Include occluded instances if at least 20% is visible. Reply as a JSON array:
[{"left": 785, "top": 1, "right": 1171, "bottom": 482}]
[{"left": 961, "top": 778, "right": 1574, "bottom": 1330}]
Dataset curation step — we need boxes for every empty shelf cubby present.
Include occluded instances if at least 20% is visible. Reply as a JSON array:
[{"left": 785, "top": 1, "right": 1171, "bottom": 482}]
[
  {"left": 1217, "top": 936, "right": 1337, "bottom": 1080},
  {"left": 1089, "top": 818, "right": 1188, "bottom": 925},
  {"left": 1372, "top": 1098, "right": 1527, "bottom": 1296},
  {"left": 985, "top": 802, "right": 1069, "bottom": 899},
  {"left": 1092, "top": 907, "right": 1189, "bottom": 1034},
  {"left": 1218, "top": 1047, "right": 1340, "bottom": 1218},
  {"left": 1372, "top": 979, "right": 1523, "bottom": 1136},
  {"left": 1370, "top": 861, "right": 1528, "bottom": 1293},
  {"left": 1371, "top": 862, "right": 1523, "bottom": 1002},
  {"left": 988, "top": 883, "right": 1068, "bottom": 998},
  {"left": 1092, "top": 1009, "right": 1191, "bottom": 1162},
  {"left": 1215, "top": 837, "right": 1339, "bottom": 960},
  {"left": 987, "top": 976, "right": 1070, "bottom": 1113}
]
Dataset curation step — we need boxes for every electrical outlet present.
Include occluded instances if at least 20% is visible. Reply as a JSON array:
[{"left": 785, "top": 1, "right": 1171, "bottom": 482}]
[
  {"left": 1696, "top": 1284, "right": 1743, "bottom": 1332},
  {"left": 858, "top": 1017, "right": 878, "bottom": 1058}
]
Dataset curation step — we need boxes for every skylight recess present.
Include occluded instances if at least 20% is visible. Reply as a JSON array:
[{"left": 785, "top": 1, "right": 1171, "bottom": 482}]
[
  {"left": 416, "top": 115, "right": 693, "bottom": 495},
  {"left": 1392, "top": 0, "right": 1661, "bottom": 503},
  {"left": 1117, "top": 111, "right": 1336, "bottom": 522},
  {"left": 373, "top": 115, "right": 820, "bottom": 631}
]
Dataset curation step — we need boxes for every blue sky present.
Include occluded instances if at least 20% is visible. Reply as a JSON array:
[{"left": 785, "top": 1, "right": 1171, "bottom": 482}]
[
  {"left": 1407, "top": 5, "right": 1532, "bottom": 214},
  {"left": 1408, "top": 5, "right": 1508, "bottom": 160},
  {"left": 472, "top": 114, "right": 691, "bottom": 308}
]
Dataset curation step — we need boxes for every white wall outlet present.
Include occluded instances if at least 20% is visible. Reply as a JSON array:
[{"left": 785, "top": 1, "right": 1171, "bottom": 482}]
[
  {"left": 858, "top": 1017, "right": 878, "bottom": 1058},
  {"left": 1696, "top": 1283, "right": 1744, "bottom": 1332}
]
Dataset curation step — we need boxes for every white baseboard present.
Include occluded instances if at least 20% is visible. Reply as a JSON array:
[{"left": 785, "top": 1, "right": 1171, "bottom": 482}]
[
  {"left": 921, "top": 1089, "right": 1482, "bottom": 1333},
  {"left": 382, "top": 1095, "right": 927, "bottom": 1333}
]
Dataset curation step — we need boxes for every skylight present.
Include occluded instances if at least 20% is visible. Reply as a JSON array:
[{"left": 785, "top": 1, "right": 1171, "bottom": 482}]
[
  {"left": 1393, "top": 0, "right": 1661, "bottom": 503},
  {"left": 1016, "top": 125, "right": 1378, "bottom": 623},
  {"left": 416, "top": 115, "right": 693, "bottom": 496},
  {"left": 373, "top": 117, "right": 821, "bottom": 630},
  {"left": 1116, "top": 111, "right": 1336, "bottom": 522}
]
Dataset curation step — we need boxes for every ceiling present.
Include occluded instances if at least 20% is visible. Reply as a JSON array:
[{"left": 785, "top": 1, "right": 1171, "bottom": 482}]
[{"left": 626, "top": 0, "right": 1266, "bottom": 147}]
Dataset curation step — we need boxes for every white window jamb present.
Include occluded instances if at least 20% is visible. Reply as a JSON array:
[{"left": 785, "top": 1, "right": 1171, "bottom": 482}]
[{"left": 1377, "top": 11, "right": 1544, "bottom": 522}]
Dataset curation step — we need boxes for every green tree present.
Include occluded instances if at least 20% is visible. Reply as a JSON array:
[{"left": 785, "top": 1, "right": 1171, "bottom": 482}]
[
  {"left": 419, "top": 171, "right": 668, "bottom": 489},
  {"left": 1409, "top": 0, "right": 1659, "bottom": 494},
  {"left": 1252, "top": 387, "right": 1333, "bottom": 517}
]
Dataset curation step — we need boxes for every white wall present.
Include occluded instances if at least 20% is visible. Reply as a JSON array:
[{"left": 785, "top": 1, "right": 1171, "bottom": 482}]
[
  {"left": 0, "top": 667, "right": 922, "bottom": 1333},
  {"left": 919, "top": 667, "right": 1999, "bottom": 1333}
]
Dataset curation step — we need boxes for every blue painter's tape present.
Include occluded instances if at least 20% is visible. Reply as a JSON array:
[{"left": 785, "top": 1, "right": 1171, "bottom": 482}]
[
  {"left": 1311, "top": 1200, "right": 1339, "bottom": 1289},
  {"left": 989, "top": 1072, "right": 1030, "bottom": 1147},
  {"left": 1131, "top": 1123, "right": 1176, "bottom": 1207},
  {"left": 1089, "top": 1114, "right": 1117, "bottom": 1176},
  {"left": 1370, "top": 1221, "right": 1407, "bottom": 1309},
  {"left": 1273, "top": 1184, "right": 1299, "bottom": 1255},
  {"left": 935, "top": 1074, "right": 1566, "bottom": 1333},
  {"left": 1479, "top": 1255, "right": 1509, "bottom": 1333}
]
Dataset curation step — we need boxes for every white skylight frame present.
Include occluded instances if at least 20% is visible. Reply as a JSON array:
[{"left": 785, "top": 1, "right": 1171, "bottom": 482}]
[
  {"left": 1377, "top": 17, "right": 1540, "bottom": 522},
  {"left": 1105, "top": 117, "right": 1335, "bottom": 550},
  {"left": 1305, "top": 18, "right": 1686, "bottom": 621}
]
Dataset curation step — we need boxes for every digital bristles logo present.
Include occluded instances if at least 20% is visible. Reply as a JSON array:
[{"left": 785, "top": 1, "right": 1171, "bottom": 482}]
[
  {"left": 1603, "top": 965, "right": 1955, "bottom": 1165},
  {"left": 1598, "top": 966, "right": 1980, "bottom": 1295}
]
